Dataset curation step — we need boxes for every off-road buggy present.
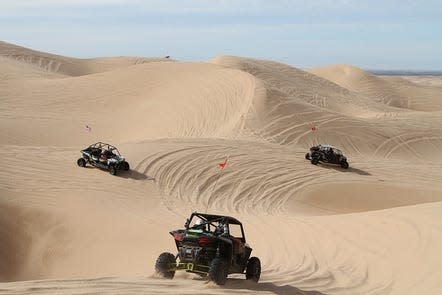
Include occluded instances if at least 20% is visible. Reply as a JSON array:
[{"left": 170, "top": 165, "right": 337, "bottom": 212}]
[
  {"left": 76, "top": 142, "right": 130, "bottom": 175},
  {"left": 155, "top": 212, "right": 261, "bottom": 285},
  {"left": 305, "top": 144, "right": 349, "bottom": 169}
]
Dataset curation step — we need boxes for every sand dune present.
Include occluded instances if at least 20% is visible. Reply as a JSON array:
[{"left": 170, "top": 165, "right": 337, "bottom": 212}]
[
  {"left": 1, "top": 58, "right": 264, "bottom": 145},
  {"left": 0, "top": 41, "right": 173, "bottom": 77},
  {"left": 398, "top": 75, "right": 442, "bottom": 87},
  {"left": 210, "top": 56, "right": 442, "bottom": 159},
  {"left": 1, "top": 42, "right": 442, "bottom": 295},
  {"left": 308, "top": 64, "right": 442, "bottom": 112}
]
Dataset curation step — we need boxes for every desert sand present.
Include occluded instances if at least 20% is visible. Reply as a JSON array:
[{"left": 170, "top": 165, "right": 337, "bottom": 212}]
[{"left": 1, "top": 40, "right": 442, "bottom": 295}]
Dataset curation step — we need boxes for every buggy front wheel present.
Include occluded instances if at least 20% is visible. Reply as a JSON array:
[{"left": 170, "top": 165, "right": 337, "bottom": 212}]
[
  {"left": 311, "top": 157, "right": 319, "bottom": 165},
  {"left": 305, "top": 153, "right": 310, "bottom": 160},
  {"left": 109, "top": 165, "right": 117, "bottom": 175},
  {"left": 77, "top": 158, "right": 86, "bottom": 167},
  {"left": 246, "top": 256, "right": 261, "bottom": 282},
  {"left": 340, "top": 161, "right": 349, "bottom": 169}
]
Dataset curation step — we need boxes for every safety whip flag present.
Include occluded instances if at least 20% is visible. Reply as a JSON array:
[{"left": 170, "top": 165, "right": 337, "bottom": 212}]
[
  {"left": 218, "top": 157, "right": 228, "bottom": 170},
  {"left": 85, "top": 125, "right": 92, "bottom": 132}
]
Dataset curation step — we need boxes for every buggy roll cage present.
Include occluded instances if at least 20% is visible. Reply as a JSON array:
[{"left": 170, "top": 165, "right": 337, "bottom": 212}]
[
  {"left": 315, "top": 144, "right": 343, "bottom": 155},
  {"left": 185, "top": 212, "right": 246, "bottom": 243},
  {"left": 87, "top": 142, "right": 121, "bottom": 156}
]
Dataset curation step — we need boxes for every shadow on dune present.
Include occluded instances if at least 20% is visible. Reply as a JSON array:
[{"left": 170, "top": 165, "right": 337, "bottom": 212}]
[
  {"left": 346, "top": 167, "right": 371, "bottom": 176},
  {"left": 224, "top": 279, "right": 326, "bottom": 295},
  {"left": 81, "top": 165, "right": 153, "bottom": 180},
  {"left": 316, "top": 163, "right": 371, "bottom": 176},
  {"left": 119, "top": 170, "right": 154, "bottom": 180}
]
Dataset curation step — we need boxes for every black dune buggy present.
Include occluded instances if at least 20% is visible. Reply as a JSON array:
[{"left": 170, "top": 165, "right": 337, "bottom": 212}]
[
  {"left": 76, "top": 142, "right": 130, "bottom": 175},
  {"left": 305, "top": 144, "right": 349, "bottom": 169},
  {"left": 155, "top": 212, "right": 261, "bottom": 285}
]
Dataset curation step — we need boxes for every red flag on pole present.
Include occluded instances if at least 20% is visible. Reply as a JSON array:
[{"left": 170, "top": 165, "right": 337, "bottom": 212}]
[
  {"left": 218, "top": 158, "right": 228, "bottom": 170},
  {"left": 311, "top": 126, "right": 318, "bottom": 132}
]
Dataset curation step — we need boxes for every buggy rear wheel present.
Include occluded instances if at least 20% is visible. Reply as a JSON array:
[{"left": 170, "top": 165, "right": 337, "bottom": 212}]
[
  {"left": 208, "top": 257, "right": 228, "bottom": 285},
  {"left": 340, "top": 160, "right": 349, "bottom": 169},
  {"left": 77, "top": 158, "right": 86, "bottom": 167},
  {"left": 155, "top": 252, "right": 176, "bottom": 279},
  {"left": 109, "top": 165, "right": 117, "bottom": 175},
  {"left": 311, "top": 157, "right": 319, "bottom": 165},
  {"left": 246, "top": 256, "right": 261, "bottom": 282}
]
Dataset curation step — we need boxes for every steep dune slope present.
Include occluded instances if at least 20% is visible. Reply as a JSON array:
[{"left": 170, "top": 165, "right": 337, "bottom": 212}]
[
  {"left": 0, "top": 61, "right": 265, "bottom": 145},
  {"left": 0, "top": 56, "right": 64, "bottom": 80},
  {"left": 211, "top": 56, "right": 395, "bottom": 116}
]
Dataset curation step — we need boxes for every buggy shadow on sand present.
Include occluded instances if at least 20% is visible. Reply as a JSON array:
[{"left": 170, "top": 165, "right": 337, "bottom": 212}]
[
  {"left": 155, "top": 212, "right": 261, "bottom": 285},
  {"left": 77, "top": 142, "right": 130, "bottom": 176}
]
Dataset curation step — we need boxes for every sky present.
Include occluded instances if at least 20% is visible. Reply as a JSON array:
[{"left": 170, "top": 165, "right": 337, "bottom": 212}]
[{"left": 1, "top": 0, "right": 441, "bottom": 70}]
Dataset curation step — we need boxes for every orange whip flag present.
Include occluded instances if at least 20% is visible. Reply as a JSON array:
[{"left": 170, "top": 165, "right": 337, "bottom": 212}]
[
  {"left": 218, "top": 158, "right": 228, "bottom": 170},
  {"left": 205, "top": 157, "right": 228, "bottom": 213}
]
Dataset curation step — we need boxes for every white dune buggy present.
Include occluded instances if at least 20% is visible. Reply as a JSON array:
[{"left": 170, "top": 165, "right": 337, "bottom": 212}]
[{"left": 77, "top": 142, "right": 130, "bottom": 175}]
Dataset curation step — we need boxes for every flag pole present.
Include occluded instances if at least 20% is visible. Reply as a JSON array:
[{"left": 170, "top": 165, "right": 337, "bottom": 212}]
[{"left": 204, "top": 156, "right": 228, "bottom": 213}]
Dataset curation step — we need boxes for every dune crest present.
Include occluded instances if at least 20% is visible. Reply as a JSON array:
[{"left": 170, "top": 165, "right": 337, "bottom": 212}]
[{"left": 0, "top": 41, "right": 174, "bottom": 77}]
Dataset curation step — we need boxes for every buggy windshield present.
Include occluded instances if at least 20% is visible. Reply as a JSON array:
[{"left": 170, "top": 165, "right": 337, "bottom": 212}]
[{"left": 187, "top": 212, "right": 245, "bottom": 241}]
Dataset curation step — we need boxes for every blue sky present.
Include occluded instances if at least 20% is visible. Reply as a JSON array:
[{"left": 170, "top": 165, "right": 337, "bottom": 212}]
[{"left": 1, "top": 0, "right": 441, "bottom": 70}]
